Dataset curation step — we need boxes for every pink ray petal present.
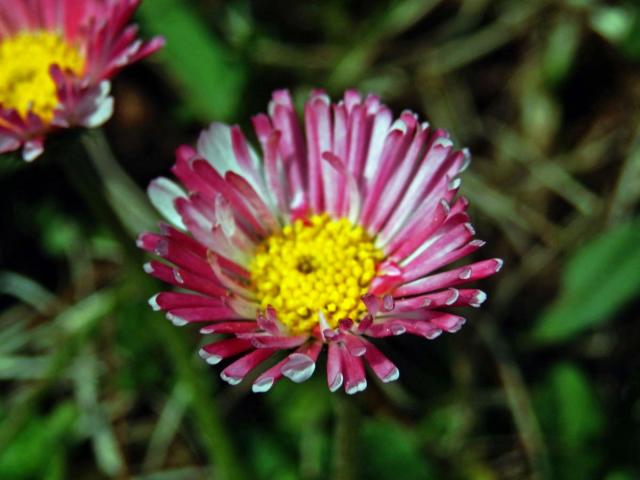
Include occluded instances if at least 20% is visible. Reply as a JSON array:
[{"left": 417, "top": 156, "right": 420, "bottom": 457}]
[{"left": 220, "top": 348, "right": 275, "bottom": 385}]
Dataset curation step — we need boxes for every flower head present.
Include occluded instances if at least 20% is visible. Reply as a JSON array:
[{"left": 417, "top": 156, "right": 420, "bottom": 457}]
[
  {"left": 139, "top": 89, "right": 502, "bottom": 394},
  {"left": 0, "top": 0, "right": 164, "bottom": 161}
]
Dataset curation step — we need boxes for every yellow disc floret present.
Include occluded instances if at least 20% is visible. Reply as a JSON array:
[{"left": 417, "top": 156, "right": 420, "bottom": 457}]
[
  {"left": 250, "top": 214, "right": 385, "bottom": 335},
  {"left": 0, "top": 31, "right": 85, "bottom": 122}
]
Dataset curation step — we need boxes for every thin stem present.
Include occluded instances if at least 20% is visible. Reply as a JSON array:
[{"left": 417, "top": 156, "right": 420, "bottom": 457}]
[
  {"left": 57, "top": 130, "right": 139, "bottom": 261},
  {"left": 332, "top": 394, "right": 359, "bottom": 480},
  {"left": 476, "top": 318, "right": 551, "bottom": 480},
  {"left": 79, "top": 129, "right": 158, "bottom": 236}
]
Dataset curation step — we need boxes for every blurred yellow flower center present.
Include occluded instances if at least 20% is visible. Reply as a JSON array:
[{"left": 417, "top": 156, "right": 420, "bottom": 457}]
[
  {"left": 250, "top": 214, "right": 385, "bottom": 335},
  {"left": 0, "top": 31, "right": 85, "bottom": 121}
]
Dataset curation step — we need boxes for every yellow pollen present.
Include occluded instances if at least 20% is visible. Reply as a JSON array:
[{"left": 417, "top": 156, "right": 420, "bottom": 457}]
[
  {"left": 0, "top": 31, "right": 85, "bottom": 121},
  {"left": 250, "top": 214, "right": 385, "bottom": 335}
]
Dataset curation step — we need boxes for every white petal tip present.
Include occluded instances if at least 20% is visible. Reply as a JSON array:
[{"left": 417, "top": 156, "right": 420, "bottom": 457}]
[
  {"left": 390, "top": 119, "right": 408, "bottom": 134},
  {"left": 460, "top": 149, "right": 472, "bottom": 171},
  {"left": 23, "top": 141, "right": 44, "bottom": 162},
  {"left": 448, "top": 177, "right": 461, "bottom": 190},
  {"left": 350, "top": 347, "right": 367, "bottom": 357},
  {"left": 471, "top": 291, "right": 487, "bottom": 307},
  {"left": 252, "top": 378, "right": 274, "bottom": 393},
  {"left": 426, "top": 330, "right": 443, "bottom": 340},
  {"left": 464, "top": 223, "right": 476, "bottom": 235},
  {"left": 198, "top": 349, "right": 222, "bottom": 365},
  {"left": 148, "top": 177, "right": 187, "bottom": 230},
  {"left": 445, "top": 288, "right": 459, "bottom": 305},
  {"left": 311, "top": 92, "right": 331, "bottom": 104},
  {"left": 166, "top": 313, "right": 188, "bottom": 327},
  {"left": 383, "top": 368, "right": 400, "bottom": 383},
  {"left": 84, "top": 95, "right": 114, "bottom": 127},
  {"left": 143, "top": 262, "right": 154, "bottom": 274},
  {"left": 148, "top": 294, "right": 161, "bottom": 311},
  {"left": 220, "top": 372, "right": 242, "bottom": 385},
  {"left": 433, "top": 137, "right": 453, "bottom": 148},
  {"left": 282, "top": 353, "right": 316, "bottom": 383},
  {"left": 329, "top": 373, "right": 344, "bottom": 392},
  {"left": 346, "top": 379, "right": 367, "bottom": 395},
  {"left": 448, "top": 319, "right": 466, "bottom": 333},
  {"left": 458, "top": 268, "right": 472, "bottom": 280},
  {"left": 390, "top": 325, "right": 406, "bottom": 336},
  {"left": 173, "top": 270, "right": 185, "bottom": 284},
  {"left": 494, "top": 258, "right": 504, "bottom": 272}
]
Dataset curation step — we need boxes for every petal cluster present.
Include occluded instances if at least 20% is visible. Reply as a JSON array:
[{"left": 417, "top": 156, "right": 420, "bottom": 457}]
[
  {"left": 139, "top": 89, "right": 502, "bottom": 394},
  {"left": 0, "top": 0, "right": 164, "bottom": 160}
]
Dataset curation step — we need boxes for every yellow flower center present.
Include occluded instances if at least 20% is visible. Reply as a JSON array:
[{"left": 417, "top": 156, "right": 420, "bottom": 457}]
[
  {"left": 0, "top": 31, "right": 85, "bottom": 121},
  {"left": 250, "top": 214, "right": 385, "bottom": 335}
]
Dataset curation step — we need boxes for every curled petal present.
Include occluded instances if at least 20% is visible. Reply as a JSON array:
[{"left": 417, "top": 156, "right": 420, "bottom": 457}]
[
  {"left": 199, "top": 339, "right": 252, "bottom": 365},
  {"left": 361, "top": 339, "right": 400, "bottom": 383},
  {"left": 221, "top": 349, "right": 275, "bottom": 385},
  {"left": 252, "top": 357, "right": 289, "bottom": 393},
  {"left": 281, "top": 342, "right": 322, "bottom": 383}
]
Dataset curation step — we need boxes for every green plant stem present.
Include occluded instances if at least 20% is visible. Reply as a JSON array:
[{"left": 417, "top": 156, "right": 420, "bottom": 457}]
[
  {"left": 332, "top": 394, "right": 358, "bottom": 480},
  {"left": 79, "top": 129, "right": 158, "bottom": 236},
  {"left": 58, "top": 131, "right": 138, "bottom": 256},
  {"left": 476, "top": 318, "right": 551, "bottom": 480}
]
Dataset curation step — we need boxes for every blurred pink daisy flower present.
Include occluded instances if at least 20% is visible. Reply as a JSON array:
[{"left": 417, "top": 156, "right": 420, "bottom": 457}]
[
  {"left": 139, "top": 90, "right": 502, "bottom": 394},
  {"left": 0, "top": 0, "right": 163, "bottom": 161}
]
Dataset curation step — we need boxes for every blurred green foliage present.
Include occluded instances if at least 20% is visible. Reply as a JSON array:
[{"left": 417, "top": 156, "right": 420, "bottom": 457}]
[
  {"left": 360, "top": 418, "right": 436, "bottom": 480},
  {"left": 535, "top": 363, "right": 605, "bottom": 479},
  {"left": 1, "top": 0, "right": 640, "bottom": 479},
  {"left": 138, "top": 0, "right": 247, "bottom": 122},
  {"left": 0, "top": 403, "right": 76, "bottom": 480},
  {"left": 533, "top": 219, "right": 640, "bottom": 343}
]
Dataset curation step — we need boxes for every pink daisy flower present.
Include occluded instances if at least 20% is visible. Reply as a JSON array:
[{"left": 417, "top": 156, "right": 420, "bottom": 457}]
[
  {"left": 139, "top": 90, "right": 502, "bottom": 394},
  {"left": 0, "top": 0, "right": 163, "bottom": 161}
]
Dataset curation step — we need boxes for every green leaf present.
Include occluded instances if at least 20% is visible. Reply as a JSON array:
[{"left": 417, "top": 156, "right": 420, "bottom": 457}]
[
  {"left": 543, "top": 16, "right": 581, "bottom": 86},
  {"left": 0, "top": 403, "right": 76, "bottom": 479},
  {"left": 248, "top": 430, "right": 298, "bottom": 480},
  {"left": 138, "top": 0, "right": 246, "bottom": 121},
  {"left": 590, "top": 5, "right": 640, "bottom": 59},
  {"left": 359, "top": 418, "right": 436, "bottom": 480},
  {"left": 546, "top": 364, "right": 603, "bottom": 447},
  {"left": 532, "top": 219, "right": 640, "bottom": 343},
  {"left": 535, "top": 363, "right": 604, "bottom": 479},
  {"left": 38, "top": 211, "right": 82, "bottom": 257},
  {"left": 418, "top": 403, "right": 470, "bottom": 455},
  {"left": 590, "top": 6, "right": 634, "bottom": 44},
  {"left": 268, "top": 376, "right": 332, "bottom": 433}
]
